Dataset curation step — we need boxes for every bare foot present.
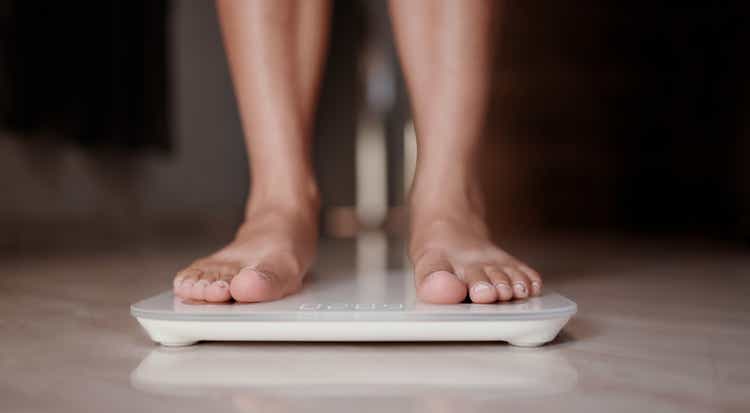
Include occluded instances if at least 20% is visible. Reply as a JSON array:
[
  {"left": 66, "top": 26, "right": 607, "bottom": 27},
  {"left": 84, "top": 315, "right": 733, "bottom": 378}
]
[
  {"left": 173, "top": 197, "right": 318, "bottom": 303},
  {"left": 408, "top": 182, "right": 542, "bottom": 304}
]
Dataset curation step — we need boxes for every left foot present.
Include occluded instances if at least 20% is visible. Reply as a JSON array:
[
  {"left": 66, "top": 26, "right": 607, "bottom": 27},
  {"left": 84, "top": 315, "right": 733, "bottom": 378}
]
[{"left": 408, "top": 179, "right": 542, "bottom": 304}]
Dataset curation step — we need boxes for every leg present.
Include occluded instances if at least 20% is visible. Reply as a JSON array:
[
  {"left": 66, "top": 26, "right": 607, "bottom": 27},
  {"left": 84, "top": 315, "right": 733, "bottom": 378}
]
[
  {"left": 173, "top": 0, "right": 330, "bottom": 302},
  {"left": 390, "top": 0, "right": 542, "bottom": 304}
]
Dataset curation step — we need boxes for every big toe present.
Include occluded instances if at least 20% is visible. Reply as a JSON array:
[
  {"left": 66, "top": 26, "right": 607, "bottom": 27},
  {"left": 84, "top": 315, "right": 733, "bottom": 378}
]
[
  {"left": 417, "top": 270, "right": 467, "bottom": 304},
  {"left": 230, "top": 268, "right": 284, "bottom": 303}
]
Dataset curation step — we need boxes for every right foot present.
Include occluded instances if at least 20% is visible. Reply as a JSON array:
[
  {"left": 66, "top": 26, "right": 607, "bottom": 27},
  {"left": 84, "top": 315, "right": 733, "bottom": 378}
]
[{"left": 173, "top": 198, "right": 319, "bottom": 303}]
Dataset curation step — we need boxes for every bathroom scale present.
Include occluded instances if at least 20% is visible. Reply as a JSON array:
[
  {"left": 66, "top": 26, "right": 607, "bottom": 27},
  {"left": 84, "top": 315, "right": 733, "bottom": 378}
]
[{"left": 131, "top": 269, "right": 576, "bottom": 347}]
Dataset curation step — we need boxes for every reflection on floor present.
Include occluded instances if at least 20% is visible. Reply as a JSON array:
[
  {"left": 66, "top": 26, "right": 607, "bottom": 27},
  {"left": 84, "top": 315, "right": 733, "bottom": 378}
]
[
  {"left": 132, "top": 344, "right": 578, "bottom": 403},
  {"left": 1, "top": 234, "right": 748, "bottom": 412}
]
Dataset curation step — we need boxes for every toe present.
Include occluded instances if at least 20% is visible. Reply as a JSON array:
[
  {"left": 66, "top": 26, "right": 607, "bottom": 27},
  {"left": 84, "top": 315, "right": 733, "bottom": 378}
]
[
  {"left": 517, "top": 263, "right": 542, "bottom": 296},
  {"left": 504, "top": 266, "right": 531, "bottom": 299},
  {"left": 413, "top": 251, "right": 466, "bottom": 304},
  {"left": 230, "top": 268, "right": 284, "bottom": 303},
  {"left": 190, "top": 279, "right": 210, "bottom": 300},
  {"left": 418, "top": 271, "right": 467, "bottom": 304},
  {"left": 189, "top": 271, "right": 219, "bottom": 300},
  {"left": 485, "top": 266, "right": 514, "bottom": 301},
  {"left": 205, "top": 280, "right": 232, "bottom": 302},
  {"left": 175, "top": 268, "right": 202, "bottom": 298},
  {"left": 462, "top": 265, "right": 498, "bottom": 303}
]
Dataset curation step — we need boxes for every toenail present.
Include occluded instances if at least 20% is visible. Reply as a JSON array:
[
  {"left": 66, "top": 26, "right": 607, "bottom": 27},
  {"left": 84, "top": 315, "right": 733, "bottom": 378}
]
[
  {"left": 513, "top": 282, "right": 527, "bottom": 295},
  {"left": 255, "top": 271, "right": 273, "bottom": 281},
  {"left": 472, "top": 282, "right": 492, "bottom": 293},
  {"left": 495, "top": 283, "right": 511, "bottom": 292},
  {"left": 195, "top": 280, "right": 209, "bottom": 287},
  {"left": 214, "top": 280, "right": 229, "bottom": 289},
  {"left": 531, "top": 281, "right": 541, "bottom": 292},
  {"left": 425, "top": 271, "right": 440, "bottom": 280},
  {"left": 173, "top": 278, "right": 183, "bottom": 287},
  {"left": 243, "top": 268, "right": 273, "bottom": 281},
  {"left": 427, "top": 270, "right": 453, "bottom": 279}
]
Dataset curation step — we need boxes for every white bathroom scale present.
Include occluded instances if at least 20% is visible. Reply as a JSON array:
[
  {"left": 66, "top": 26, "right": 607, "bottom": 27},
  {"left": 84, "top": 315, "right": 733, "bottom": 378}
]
[{"left": 131, "top": 269, "right": 576, "bottom": 347}]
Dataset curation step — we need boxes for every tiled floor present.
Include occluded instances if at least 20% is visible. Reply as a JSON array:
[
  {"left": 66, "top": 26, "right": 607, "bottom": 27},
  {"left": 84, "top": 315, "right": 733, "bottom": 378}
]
[{"left": 1, "top": 235, "right": 748, "bottom": 412}]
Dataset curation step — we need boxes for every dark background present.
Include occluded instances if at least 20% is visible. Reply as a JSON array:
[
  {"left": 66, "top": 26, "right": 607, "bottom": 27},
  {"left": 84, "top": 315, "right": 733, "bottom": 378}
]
[
  {"left": 482, "top": 2, "right": 749, "bottom": 241},
  {"left": 0, "top": 1, "right": 748, "bottom": 254}
]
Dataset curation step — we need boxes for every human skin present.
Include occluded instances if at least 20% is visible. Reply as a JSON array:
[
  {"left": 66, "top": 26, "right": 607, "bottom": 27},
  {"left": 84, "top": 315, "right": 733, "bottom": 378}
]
[{"left": 173, "top": 0, "right": 542, "bottom": 304}]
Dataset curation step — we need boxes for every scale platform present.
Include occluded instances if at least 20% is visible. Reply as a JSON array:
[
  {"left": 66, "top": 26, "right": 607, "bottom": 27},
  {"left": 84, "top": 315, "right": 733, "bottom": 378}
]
[{"left": 131, "top": 270, "right": 576, "bottom": 347}]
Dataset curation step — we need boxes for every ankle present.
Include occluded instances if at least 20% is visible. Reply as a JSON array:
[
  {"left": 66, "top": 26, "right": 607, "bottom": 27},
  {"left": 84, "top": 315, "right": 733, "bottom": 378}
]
[
  {"left": 409, "top": 173, "right": 485, "bottom": 217},
  {"left": 246, "top": 177, "right": 321, "bottom": 219}
]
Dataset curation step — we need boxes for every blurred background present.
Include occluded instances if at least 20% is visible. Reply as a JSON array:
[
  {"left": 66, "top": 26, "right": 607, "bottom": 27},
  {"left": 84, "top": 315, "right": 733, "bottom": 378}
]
[{"left": 1, "top": 1, "right": 749, "bottom": 256}]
